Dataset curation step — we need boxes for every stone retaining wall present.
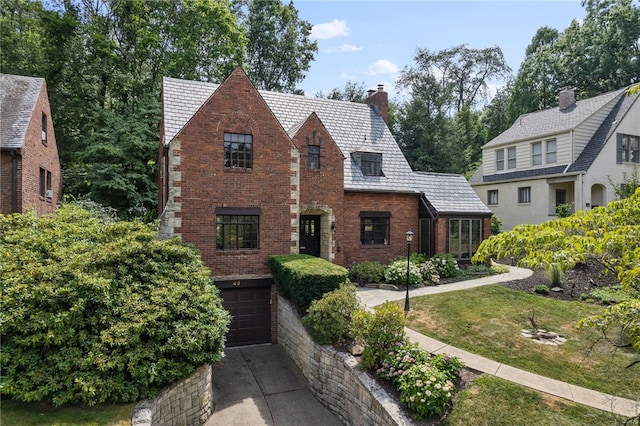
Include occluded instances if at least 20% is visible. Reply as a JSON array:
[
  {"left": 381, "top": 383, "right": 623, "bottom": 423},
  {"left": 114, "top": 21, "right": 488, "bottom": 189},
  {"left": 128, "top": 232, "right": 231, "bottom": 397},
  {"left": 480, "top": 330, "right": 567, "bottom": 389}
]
[
  {"left": 131, "top": 364, "right": 213, "bottom": 426},
  {"left": 277, "top": 295, "right": 413, "bottom": 426}
]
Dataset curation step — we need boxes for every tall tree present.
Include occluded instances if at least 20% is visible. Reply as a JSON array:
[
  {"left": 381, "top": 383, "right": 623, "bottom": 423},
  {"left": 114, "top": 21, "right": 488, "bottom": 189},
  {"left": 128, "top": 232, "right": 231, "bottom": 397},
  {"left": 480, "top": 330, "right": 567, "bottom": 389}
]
[
  {"left": 243, "top": 0, "right": 317, "bottom": 92},
  {"left": 316, "top": 80, "right": 368, "bottom": 103}
]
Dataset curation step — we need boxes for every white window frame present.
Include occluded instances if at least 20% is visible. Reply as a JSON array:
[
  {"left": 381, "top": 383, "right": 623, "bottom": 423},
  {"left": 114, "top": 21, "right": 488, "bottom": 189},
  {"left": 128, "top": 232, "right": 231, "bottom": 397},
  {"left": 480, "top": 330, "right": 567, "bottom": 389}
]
[
  {"left": 507, "top": 147, "right": 516, "bottom": 169},
  {"left": 518, "top": 186, "right": 531, "bottom": 204}
]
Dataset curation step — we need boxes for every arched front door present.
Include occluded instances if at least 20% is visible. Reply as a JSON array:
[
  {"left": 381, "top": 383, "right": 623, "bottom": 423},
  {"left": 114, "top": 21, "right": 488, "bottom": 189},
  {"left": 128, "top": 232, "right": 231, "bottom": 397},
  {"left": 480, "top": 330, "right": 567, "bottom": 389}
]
[{"left": 300, "top": 215, "right": 321, "bottom": 257}]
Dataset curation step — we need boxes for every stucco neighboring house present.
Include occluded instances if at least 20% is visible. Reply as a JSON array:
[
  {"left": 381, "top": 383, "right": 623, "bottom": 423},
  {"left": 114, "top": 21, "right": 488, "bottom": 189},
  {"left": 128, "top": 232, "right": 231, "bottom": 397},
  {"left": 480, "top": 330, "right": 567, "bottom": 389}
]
[
  {"left": 471, "top": 87, "right": 640, "bottom": 230},
  {"left": 158, "top": 67, "right": 491, "bottom": 346},
  {"left": 1, "top": 74, "right": 61, "bottom": 216}
]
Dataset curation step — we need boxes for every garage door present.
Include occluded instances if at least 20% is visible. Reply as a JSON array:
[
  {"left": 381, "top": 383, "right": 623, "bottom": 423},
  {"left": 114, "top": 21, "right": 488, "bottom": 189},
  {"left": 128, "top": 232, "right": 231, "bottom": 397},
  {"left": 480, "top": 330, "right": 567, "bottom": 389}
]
[{"left": 217, "top": 279, "right": 272, "bottom": 347}]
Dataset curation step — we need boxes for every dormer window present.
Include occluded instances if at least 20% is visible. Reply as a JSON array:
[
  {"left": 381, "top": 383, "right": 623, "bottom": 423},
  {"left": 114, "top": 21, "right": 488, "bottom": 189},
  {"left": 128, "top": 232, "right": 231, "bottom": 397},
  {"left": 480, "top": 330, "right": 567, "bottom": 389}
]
[{"left": 353, "top": 152, "right": 384, "bottom": 177}]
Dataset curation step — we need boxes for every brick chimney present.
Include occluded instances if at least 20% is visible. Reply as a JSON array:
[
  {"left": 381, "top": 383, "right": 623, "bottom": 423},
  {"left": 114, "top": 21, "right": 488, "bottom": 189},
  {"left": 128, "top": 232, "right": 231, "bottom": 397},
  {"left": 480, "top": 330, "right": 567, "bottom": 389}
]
[
  {"left": 365, "top": 84, "right": 389, "bottom": 125},
  {"left": 559, "top": 87, "right": 576, "bottom": 110}
]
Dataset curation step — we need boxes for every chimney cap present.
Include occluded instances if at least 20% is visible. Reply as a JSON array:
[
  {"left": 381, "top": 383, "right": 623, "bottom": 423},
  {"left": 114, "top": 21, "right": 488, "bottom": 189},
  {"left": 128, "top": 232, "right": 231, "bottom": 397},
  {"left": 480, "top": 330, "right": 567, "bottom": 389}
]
[{"left": 377, "top": 84, "right": 384, "bottom": 92}]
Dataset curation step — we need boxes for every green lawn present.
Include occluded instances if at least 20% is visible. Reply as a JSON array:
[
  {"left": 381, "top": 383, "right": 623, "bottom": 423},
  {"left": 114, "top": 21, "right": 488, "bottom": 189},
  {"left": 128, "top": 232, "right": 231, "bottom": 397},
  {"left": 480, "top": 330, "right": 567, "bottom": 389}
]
[
  {"left": 0, "top": 399, "right": 134, "bottom": 426},
  {"left": 406, "top": 285, "right": 639, "bottom": 400},
  {"left": 446, "top": 375, "right": 629, "bottom": 426}
]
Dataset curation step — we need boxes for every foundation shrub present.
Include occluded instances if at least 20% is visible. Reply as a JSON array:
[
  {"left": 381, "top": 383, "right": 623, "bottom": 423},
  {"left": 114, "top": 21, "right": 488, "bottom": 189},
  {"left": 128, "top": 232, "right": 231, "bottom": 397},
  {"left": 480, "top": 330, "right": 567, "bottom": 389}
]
[
  {"left": 302, "top": 283, "right": 362, "bottom": 345},
  {"left": 398, "top": 364, "right": 455, "bottom": 419},
  {"left": 384, "top": 260, "right": 424, "bottom": 287},
  {"left": 430, "top": 253, "right": 459, "bottom": 278},
  {"left": 348, "top": 260, "right": 386, "bottom": 285}
]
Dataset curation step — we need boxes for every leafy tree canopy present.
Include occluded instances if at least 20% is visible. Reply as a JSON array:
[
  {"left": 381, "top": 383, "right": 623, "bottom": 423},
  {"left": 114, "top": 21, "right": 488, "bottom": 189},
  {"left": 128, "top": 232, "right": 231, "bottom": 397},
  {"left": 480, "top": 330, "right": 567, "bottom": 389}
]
[{"left": 0, "top": 203, "right": 230, "bottom": 406}]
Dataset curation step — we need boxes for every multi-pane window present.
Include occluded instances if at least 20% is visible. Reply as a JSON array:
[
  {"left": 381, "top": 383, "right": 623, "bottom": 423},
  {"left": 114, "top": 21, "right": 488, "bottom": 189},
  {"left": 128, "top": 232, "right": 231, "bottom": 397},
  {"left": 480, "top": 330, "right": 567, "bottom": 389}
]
[
  {"left": 487, "top": 190, "right": 499, "bottom": 205},
  {"left": 532, "top": 142, "right": 542, "bottom": 166},
  {"left": 621, "top": 134, "right": 640, "bottom": 163},
  {"left": 507, "top": 147, "right": 516, "bottom": 169},
  {"left": 42, "top": 113, "right": 47, "bottom": 146},
  {"left": 448, "top": 219, "right": 482, "bottom": 260},
  {"left": 216, "top": 214, "right": 259, "bottom": 250},
  {"left": 518, "top": 186, "right": 531, "bottom": 204},
  {"left": 546, "top": 139, "right": 557, "bottom": 164},
  {"left": 495, "top": 149, "right": 504, "bottom": 171},
  {"left": 361, "top": 153, "right": 383, "bottom": 176},
  {"left": 360, "top": 212, "right": 390, "bottom": 245},
  {"left": 308, "top": 145, "right": 320, "bottom": 170},
  {"left": 224, "top": 132, "right": 253, "bottom": 169}
]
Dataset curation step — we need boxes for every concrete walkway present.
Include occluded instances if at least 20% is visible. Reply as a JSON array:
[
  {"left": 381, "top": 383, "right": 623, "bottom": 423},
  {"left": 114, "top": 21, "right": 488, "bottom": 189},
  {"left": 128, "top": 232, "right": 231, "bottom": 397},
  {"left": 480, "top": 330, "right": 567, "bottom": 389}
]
[{"left": 356, "top": 266, "right": 640, "bottom": 419}]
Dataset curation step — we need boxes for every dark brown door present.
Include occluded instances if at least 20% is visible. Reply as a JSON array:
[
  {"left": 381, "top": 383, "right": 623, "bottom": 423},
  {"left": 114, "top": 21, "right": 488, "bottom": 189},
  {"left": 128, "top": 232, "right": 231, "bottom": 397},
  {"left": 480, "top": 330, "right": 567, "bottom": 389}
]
[
  {"left": 300, "top": 215, "right": 321, "bottom": 257},
  {"left": 218, "top": 280, "right": 271, "bottom": 347}
]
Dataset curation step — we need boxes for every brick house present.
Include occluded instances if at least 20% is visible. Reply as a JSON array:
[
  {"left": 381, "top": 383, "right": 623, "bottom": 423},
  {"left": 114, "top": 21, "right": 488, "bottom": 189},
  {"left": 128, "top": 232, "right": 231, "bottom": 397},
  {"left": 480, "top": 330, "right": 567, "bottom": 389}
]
[
  {"left": 158, "top": 67, "right": 491, "bottom": 346},
  {"left": 1, "top": 74, "right": 61, "bottom": 216},
  {"left": 471, "top": 87, "right": 640, "bottom": 230}
]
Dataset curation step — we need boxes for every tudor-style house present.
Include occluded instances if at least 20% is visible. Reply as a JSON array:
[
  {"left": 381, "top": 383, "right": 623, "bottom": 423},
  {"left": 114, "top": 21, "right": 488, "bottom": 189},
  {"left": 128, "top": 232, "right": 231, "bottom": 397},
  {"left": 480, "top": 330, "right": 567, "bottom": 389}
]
[
  {"left": 0, "top": 74, "right": 62, "bottom": 216},
  {"left": 471, "top": 87, "right": 640, "bottom": 230},
  {"left": 158, "top": 67, "right": 491, "bottom": 346}
]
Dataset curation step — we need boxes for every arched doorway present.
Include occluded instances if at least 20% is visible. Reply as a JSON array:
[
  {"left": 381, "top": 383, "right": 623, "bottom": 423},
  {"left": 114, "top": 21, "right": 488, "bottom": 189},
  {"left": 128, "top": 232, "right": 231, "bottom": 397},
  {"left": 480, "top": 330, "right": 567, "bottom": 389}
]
[{"left": 591, "top": 184, "right": 606, "bottom": 208}]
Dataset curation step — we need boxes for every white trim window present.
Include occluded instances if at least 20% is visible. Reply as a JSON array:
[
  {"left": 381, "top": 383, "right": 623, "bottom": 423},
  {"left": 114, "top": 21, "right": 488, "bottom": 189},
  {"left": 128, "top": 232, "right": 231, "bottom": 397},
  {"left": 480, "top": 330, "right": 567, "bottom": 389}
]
[
  {"left": 532, "top": 142, "right": 542, "bottom": 166},
  {"left": 546, "top": 139, "right": 557, "bottom": 164},
  {"left": 518, "top": 186, "right": 531, "bottom": 204},
  {"left": 496, "top": 149, "right": 504, "bottom": 171},
  {"left": 507, "top": 147, "right": 516, "bottom": 169},
  {"left": 487, "top": 190, "right": 498, "bottom": 205}
]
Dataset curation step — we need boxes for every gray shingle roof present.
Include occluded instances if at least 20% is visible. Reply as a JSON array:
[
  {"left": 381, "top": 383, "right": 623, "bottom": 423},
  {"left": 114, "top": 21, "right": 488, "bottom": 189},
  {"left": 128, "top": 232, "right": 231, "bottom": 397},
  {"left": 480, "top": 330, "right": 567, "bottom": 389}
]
[
  {"left": 483, "top": 87, "right": 628, "bottom": 148},
  {"left": 162, "top": 76, "right": 490, "bottom": 214},
  {"left": 409, "top": 172, "right": 492, "bottom": 214},
  {"left": 0, "top": 74, "right": 44, "bottom": 149}
]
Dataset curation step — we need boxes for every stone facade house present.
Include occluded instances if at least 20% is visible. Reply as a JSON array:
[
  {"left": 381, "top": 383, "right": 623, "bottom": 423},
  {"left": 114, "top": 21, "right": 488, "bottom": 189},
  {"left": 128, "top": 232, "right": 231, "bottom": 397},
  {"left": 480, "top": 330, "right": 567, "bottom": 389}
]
[
  {"left": 471, "top": 87, "right": 640, "bottom": 230},
  {"left": 158, "top": 68, "right": 491, "bottom": 346},
  {"left": 1, "top": 74, "right": 61, "bottom": 216}
]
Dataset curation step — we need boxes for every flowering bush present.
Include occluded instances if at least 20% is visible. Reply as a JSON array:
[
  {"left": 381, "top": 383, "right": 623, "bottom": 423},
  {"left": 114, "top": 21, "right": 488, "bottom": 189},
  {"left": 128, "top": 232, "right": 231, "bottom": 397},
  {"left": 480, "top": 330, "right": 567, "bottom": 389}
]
[
  {"left": 376, "top": 339, "right": 430, "bottom": 384},
  {"left": 397, "top": 364, "right": 455, "bottom": 419},
  {"left": 430, "top": 253, "right": 459, "bottom": 278},
  {"left": 418, "top": 260, "right": 440, "bottom": 284},
  {"left": 429, "top": 353, "right": 465, "bottom": 381},
  {"left": 384, "top": 260, "right": 424, "bottom": 287}
]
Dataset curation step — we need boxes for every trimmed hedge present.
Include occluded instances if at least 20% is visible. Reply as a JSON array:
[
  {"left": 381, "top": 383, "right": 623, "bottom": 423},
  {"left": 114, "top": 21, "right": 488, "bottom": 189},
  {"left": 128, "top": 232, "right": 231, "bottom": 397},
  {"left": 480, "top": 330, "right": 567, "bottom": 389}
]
[{"left": 269, "top": 254, "right": 349, "bottom": 312}]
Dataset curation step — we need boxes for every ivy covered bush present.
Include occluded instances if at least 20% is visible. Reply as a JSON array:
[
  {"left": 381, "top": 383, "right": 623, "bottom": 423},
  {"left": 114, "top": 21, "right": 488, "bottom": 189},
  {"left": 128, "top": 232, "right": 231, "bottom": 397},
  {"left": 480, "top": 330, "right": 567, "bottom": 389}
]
[{"left": 0, "top": 204, "right": 230, "bottom": 406}]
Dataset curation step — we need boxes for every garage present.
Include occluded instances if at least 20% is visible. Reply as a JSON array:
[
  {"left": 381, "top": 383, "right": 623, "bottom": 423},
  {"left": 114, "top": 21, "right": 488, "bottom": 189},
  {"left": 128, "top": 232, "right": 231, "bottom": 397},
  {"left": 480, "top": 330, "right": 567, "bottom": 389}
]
[{"left": 217, "top": 278, "right": 272, "bottom": 347}]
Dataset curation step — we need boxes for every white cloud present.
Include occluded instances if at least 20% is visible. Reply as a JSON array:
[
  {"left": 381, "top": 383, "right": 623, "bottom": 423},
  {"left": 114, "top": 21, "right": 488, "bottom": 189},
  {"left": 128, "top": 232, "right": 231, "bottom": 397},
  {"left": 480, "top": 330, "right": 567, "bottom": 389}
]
[
  {"left": 326, "top": 44, "right": 362, "bottom": 53},
  {"left": 366, "top": 59, "right": 400, "bottom": 76},
  {"left": 311, "top": 19, "right": 349, "bottom": 40}
]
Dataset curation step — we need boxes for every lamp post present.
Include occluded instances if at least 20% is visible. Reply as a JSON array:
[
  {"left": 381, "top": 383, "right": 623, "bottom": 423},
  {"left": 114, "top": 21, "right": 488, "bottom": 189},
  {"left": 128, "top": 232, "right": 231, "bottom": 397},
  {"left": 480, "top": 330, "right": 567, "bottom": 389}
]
[{"left": 404, "top": 230, "right": 414, "bottom": 314}]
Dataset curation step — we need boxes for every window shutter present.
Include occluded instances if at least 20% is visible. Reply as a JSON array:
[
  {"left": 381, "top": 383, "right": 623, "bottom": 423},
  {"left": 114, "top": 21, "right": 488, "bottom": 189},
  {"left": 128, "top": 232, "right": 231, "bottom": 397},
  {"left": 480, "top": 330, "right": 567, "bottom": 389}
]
[{"left": 616, "top": 133, "right": 623, "bottom": 164}]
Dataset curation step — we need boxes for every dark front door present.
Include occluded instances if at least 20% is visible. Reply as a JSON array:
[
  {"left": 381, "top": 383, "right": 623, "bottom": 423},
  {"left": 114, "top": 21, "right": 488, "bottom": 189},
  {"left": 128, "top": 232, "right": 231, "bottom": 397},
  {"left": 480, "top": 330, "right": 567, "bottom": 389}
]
[{"left": 300, "top": 215, "right": 321, "bottom": 257}]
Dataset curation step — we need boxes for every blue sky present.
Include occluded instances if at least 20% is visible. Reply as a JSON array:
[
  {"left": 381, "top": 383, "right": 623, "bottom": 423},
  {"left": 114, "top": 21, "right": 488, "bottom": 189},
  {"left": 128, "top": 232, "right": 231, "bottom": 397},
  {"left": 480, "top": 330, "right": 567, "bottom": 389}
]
[{"left": 294, "top": 1, "right": 586, "bottom": 100}]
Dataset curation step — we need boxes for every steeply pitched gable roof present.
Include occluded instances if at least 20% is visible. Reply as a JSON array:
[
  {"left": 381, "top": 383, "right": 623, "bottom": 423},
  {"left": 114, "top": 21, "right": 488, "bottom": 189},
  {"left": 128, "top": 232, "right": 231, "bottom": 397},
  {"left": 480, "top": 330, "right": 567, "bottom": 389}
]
[
  {"left": 0, "top": 74, "right": 44, "bottom": 149},
  {"left": 483, "top": 87, "right": 628, "bottom": 148}
]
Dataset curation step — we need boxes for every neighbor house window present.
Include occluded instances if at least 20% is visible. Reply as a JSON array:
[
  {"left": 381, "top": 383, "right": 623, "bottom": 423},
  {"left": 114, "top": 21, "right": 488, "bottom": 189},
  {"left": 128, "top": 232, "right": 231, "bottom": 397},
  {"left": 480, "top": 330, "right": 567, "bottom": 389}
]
[
  {"left": 619, "top": 134, "right": 639, "bottom": 163},
  {"left": 487, "top": 190, "right": 499, "bottom": 205},
  {"left": 42, "top": 113, "right": 47, "bottom": 146},
  {"left": 360, "top": 211, "right": 390, "bottom": 245},
  {"left": 495, "top": 149, "right": 504, "bottom": 171},
  {"left": 532, "top": 142, "right": 542, "bottom": 166},
  {"left": 546, "top": 139, "right": 557, "bottom": 164},
  {"left": 216, "top": 208, "right": 260, "bottom": 250},
  {"left": 507, "top": 147, "right": 516, "bottom": 169},
  {"left": 224, "top": 132, "right": 253, "bottom": 169},
  {"left": 308, "top": 145, "right": 320, "bottom": 170},
  {"left": 555, "top": 189, "right": 567, "bottom": 206},
  {"left": 360, "top": 153, "right": 383, "bottom": 176},
  {"left": 518, "top": 186, "right": 531, "bottom": 204},
  {"left": 448, "top": 219, "right": 482, "bottom": 260}
]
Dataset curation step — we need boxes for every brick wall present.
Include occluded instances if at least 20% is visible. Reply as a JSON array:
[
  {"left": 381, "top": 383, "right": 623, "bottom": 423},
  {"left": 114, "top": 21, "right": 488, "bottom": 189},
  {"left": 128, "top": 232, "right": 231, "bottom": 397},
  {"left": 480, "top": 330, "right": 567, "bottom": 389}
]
[
  {"left": 1, "top": 81, "right": 60, "bottom": 216},
  {"left": 342, "top": 192, "right": 419, "bottom": 266}
]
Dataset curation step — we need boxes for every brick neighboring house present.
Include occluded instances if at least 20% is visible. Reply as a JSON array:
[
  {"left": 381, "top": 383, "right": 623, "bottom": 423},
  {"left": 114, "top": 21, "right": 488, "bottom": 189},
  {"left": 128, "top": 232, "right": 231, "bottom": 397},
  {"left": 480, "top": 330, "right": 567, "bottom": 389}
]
[
  {"left": 471, "top": 87, "right": 640, "bottom": 230},
  {"left": 1, "top": 74, "right": 61, "bottom": 216},
  {"left": 158, "top": 67, "right": 491, "bottom": 346}
]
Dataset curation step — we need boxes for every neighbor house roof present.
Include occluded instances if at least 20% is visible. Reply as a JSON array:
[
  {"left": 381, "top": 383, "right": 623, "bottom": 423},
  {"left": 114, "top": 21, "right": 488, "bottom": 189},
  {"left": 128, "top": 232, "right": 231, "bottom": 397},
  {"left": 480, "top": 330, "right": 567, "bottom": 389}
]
[
  {"left": 0, "top": 74, "right": 44, "bottom": 149},
  {"left": 482, "top": 87, "right": 628, "bottom": 149}
]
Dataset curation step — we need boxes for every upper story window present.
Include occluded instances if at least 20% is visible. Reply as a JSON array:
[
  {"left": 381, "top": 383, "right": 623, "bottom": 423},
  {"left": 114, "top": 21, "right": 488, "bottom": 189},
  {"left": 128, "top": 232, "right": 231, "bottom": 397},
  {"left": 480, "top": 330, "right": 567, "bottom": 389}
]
[
  {"left": 360, "top": 211, "right": 390, "bottom": 246},
  {"left": 308, "top": 145, "right": 320, "bottom": 170},
  {"left": 507, "top": 147, "right": 516, "bottom": 169},
  {"left": 618, "top": 134, "right": 639, "bottom": 164},
  {"left": 532, "top": 142, "right": 542, "bottom": 166},
  {"left": 496, "top": 149, "right": 504, "bottom": 171},
  {"left": 224, "top": 132, "right": 253, "bottom": 170},
  {"left": 487, "top": 190, "right": 499, "bottom": 205},
  {"left": 546, "top": 139, "right": 557, "bottom": 164},
  {"left": 41, "top": 113, "right": 47, "bottom": 146}
]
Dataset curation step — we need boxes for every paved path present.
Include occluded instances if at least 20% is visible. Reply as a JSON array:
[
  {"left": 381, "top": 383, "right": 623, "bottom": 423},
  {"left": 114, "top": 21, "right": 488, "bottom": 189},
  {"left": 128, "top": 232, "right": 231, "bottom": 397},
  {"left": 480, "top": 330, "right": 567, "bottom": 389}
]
[{"left": 356, "top": 266, "right": 640, "bottom": 418}]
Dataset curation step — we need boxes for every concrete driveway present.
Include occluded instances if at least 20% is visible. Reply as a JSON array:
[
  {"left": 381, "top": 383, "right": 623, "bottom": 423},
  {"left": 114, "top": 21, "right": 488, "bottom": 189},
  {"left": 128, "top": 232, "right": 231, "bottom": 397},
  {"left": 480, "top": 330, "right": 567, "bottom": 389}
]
[{"left": 206, "top": 344, "right": 343, "bottom": 426}]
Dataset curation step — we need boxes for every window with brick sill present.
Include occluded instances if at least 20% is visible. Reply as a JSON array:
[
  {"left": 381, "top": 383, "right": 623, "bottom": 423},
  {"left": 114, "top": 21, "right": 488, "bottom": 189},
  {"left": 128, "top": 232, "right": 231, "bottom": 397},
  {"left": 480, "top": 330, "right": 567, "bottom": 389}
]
[
  {"left": 308, "top": 145, "right": 320, "bottom": 170},
  {"left": 224, "top": 132, "right": 253, "bottom": 170},
  {"left": 360, "top": 212, "right": 390, "bottom": 246},
  {"left": 39, "top": 168, "right": 52, "bottom": 202},
  {"left": 216, "top": 208, "right": 260, "bottom": 250}
]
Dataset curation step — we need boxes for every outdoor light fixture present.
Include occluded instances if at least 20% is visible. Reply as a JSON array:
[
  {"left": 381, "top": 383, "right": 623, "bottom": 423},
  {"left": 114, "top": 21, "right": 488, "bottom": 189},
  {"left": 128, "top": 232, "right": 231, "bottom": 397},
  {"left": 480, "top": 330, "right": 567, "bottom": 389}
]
[{"left": 405, "top": 230, "right": 414, "bottom": 314}]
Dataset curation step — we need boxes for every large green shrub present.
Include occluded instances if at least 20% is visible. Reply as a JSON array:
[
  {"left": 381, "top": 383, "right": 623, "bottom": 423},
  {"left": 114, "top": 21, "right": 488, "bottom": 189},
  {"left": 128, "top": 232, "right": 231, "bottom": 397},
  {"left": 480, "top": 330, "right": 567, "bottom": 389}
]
[
  {"left": 269, "top": 254, "right": 348, "bottom": 311},
  {"left": 351, "top": 302, "right": 406, "bottom": 370},
  {"left": 0, "top": 204, "right": 230, "bottom": 406},
  {"left": 348, "top": 260, "right": 386, "bottom": 285},
  {"left": 302, "top": 283, "right": 362, "bottom": 345}
]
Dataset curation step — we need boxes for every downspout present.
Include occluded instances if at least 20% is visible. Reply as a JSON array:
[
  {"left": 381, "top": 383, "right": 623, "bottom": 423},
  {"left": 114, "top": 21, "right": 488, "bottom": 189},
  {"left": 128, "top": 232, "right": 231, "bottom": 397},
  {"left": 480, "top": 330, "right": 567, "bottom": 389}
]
[{"left": 11, "top": 149, "right": 19, "bottom": 213}]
